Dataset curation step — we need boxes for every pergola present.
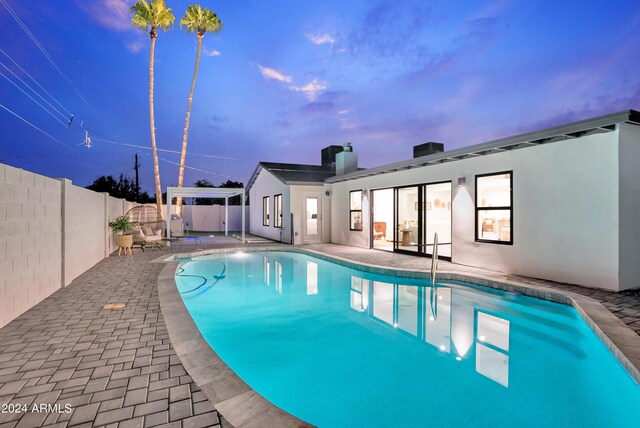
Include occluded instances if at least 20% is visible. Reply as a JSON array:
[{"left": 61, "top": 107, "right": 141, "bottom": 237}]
[{"left": 165, "top": 186, "right": 246, "bottom": 243}]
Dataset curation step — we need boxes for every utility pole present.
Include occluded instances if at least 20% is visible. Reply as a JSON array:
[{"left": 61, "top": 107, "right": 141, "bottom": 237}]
[{"left": 134, "top": 154, "right": 140, "bottom": 202}]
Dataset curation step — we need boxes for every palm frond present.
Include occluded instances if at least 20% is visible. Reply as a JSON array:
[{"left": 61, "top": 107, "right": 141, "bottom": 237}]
[
  {"left": 130, "top": 0, "right": 175, "bottom": 32},
  {"left": 180, "top": 4, "right": 222, "bottom": 35}
]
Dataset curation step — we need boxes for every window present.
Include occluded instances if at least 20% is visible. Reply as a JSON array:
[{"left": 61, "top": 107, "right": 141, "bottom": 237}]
[
  {"left": 262, "top": 196, "right": 270, "bottom": 226},
  {"left": 475, "top": 172, "right": 512, "bottom": 244},
  {"left": 274, "top": 194, "right": 282, "bottom": 228},
  {"left": 350, "top": 190, "right": 363, "bottom": 231}
]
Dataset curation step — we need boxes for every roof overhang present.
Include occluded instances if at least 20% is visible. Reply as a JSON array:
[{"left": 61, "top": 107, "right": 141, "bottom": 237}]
[
  {"left": 246, "top": 164, "right": 266, "bottom": 193},
  {"left": 285, "top": 181, "right": 326, "bottom": 186},
  {"left": 327, "top": 109, "right": 640, "bottom": 183}
]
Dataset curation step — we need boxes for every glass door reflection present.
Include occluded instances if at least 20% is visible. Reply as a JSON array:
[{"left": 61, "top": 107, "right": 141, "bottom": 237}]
[{"left": 350, "top": 278, "right": 510, "bottom": 388}]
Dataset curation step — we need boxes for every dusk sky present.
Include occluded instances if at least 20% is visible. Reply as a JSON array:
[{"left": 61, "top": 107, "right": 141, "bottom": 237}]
[{"left": 1, "top": 0, "right": 639, "bottom": 194}]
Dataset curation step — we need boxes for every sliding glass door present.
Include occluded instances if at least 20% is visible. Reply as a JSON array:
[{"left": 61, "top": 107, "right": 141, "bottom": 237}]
[
  {"left": 423, "top": 182, "right": 452, "bottom": 258},
  {"left": 371, "top": 188, "right": 394, "bottom": 251},
  {"left": 395, "top": 186, "right": 420, "bottom": 253},
  {"left": 392, "top": 181, "right": 452, "bottom": 260}
]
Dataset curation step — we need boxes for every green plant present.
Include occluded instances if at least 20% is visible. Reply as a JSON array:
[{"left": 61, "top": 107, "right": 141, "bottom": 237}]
[{"left": 109, "top": 215, "right": 134, "bottom": 234}]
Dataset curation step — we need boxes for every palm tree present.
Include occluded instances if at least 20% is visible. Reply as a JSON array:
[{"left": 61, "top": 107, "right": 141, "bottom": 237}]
[
  {"left": 130, "top": 0, "right": 175, "bottom": 218},
  {"left": 175, "top": 4, "right": 222, "bottom": 217}
]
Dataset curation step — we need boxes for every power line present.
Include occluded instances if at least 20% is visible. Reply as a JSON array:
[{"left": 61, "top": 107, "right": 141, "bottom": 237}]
[
  {"left": 0, "top": 48, "right": 73, "bottom": 117},
  {"left": 0, "top": 102, "right": 72, "bottom": 150},
  {"left": 159, "top": 156, "right": 242, "bottom": 181},
  {"left": 141, "top": 152, "right": 242, "bottom": 181},
  {"left": 0, "top": 70, "right": 69, "bottom": 127},
  {"left": 92, "top": 137, "right": 252, "bottom": 161},
  {"left": 0, "top": 0, "right": 94, "bottom": 112},
  {"left": 0, "top": 59, "right": 69, "bottom": 121}
]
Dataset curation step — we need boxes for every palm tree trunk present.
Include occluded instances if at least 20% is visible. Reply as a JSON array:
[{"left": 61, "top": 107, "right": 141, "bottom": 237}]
[
  {"left": 176, "top": 35, "right": 204, "bottom": 217},
  {"left": 149, "top": 32, "right": 164, "bottom": 218}
]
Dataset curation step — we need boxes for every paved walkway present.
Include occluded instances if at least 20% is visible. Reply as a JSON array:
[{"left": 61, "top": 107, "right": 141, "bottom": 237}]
[
  {"left": 0, "top": 240, "right": 249, "bottom": 428},
  {"left": 1, "top": 240, "right": 639, "bottom": 428}
]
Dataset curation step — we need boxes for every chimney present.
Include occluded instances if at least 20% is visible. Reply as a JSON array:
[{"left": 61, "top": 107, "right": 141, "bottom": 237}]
[
  {"left": 321, "top": 145, "right": 344, "bottom": 169},
  {"left": 413, "top": 142, "right": 444, "bottom": 158},
  {"left": 335, "top": 142, "right": 358, "bottom": 175}
]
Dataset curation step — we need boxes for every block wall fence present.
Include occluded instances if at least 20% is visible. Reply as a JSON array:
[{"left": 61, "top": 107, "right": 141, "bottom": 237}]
[{"left": 0, "top": 163, "right": 136, "bottom": 328}]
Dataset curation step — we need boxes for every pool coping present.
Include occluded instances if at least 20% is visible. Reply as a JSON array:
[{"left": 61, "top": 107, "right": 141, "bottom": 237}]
[{"left": 157, "top": 246, "right": 640, "bottom": 428}]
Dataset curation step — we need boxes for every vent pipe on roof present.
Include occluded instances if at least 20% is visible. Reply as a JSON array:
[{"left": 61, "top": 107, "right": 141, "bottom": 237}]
[
  {"left": 414, "top": 142, "right": 444, "bottom": 158},
  {"left": 336, "top": 142, "right": 358, "bottom": 175}
]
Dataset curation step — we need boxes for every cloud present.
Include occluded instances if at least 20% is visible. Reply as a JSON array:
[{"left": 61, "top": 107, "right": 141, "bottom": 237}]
[
  {"left": 75, "top": 0, "right": 131, "bottom": 31},
  {"left": 348, "top": 0, "right": 433, "bottom": 59},
  {"left": 125, "top": 39, "right": 145, "bottom": 53},
  {"left": 204, "top": 48, "right": 221, "bottom": 57},
  {"left": 299, "top": 101, "right": 334, "bottom": 115},
  {"left": 290, "top": 79, "right": 327, "bottom": 100},
  {"left": 517, "top": 84, "right": 640, "bottom": 133},
  {"left": 307, "top": 32, "right": 335, "bottom": 45},
  {"left": 404, "top": 17, "right": 498, "bottom": 84},
  {"left": 257, "top": 64, "right": 292, "bottom": 82}
]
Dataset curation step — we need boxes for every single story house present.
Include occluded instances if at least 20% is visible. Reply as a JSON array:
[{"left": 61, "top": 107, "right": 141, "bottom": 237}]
[{"left": 247, "top": 110, "right": 640, "bottom": 292}]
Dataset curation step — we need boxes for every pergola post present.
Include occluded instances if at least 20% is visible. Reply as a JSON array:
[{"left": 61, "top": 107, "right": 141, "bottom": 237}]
[
  {"left": 164, "top": 186, "right": 245, "bottom": 243},
  {"left": 224, "top": 197, "right": 229, "bottom": 236},
  {"left": 166, "top": 188, "right": 173, "bottom": 238},
  {"left": 241, "top": 189, "right": 246, "bottom": 243}
]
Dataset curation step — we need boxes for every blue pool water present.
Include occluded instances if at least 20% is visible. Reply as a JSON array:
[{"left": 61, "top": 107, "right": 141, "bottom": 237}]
[{"left": 176, "top": 251, "right": 640, "bottom": 428}]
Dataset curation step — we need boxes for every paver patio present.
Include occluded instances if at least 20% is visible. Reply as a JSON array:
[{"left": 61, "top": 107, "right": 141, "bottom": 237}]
[
  {"left": 0, "top": 238, "right": 252, "bottom": 428},
  {"left": 0, "top": 239, "right": 639, "bottom": 428}
]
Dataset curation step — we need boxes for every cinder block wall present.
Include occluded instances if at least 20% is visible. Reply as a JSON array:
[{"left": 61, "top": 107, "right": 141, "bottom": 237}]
[
  {"left": 0, "top": 164, "right": 62, "bottom": 327},
  {"left": 0, "top": 163, "right": 135, "bottom": 328}
]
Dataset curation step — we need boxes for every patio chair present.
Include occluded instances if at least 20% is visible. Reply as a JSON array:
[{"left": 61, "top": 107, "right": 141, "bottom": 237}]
[
  {"left": 126, "top": 204, "right": 166, "bottom": 251},
  {"left": 131, "top": 225, "right": 163, "bottom": 251}
]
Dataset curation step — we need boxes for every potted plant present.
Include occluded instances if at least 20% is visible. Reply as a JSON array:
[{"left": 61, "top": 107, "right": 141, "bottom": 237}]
[{"left": 109, "top": 215, "right": 134, "bottom": 254}]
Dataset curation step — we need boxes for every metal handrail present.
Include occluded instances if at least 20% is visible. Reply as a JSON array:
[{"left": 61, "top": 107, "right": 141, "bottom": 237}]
[
  {"left": 429, "top": 232, "right": 439, "bottom": 320},
  {"left": 430, "top": 232, "right": 438, "bottom": 286}
]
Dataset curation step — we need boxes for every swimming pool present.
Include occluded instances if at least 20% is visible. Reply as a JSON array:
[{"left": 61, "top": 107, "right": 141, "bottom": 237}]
[{"left": 175, "top": 251, "right": 640, "bottom": 427}]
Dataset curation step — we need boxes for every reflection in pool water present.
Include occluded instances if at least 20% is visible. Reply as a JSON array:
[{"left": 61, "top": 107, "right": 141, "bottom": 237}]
[
  {"left": 177, "top": 251, "right": 640, "bottom": 428},
  {"left": 351, "top": 277, "right": 511, "bottom": 387}
]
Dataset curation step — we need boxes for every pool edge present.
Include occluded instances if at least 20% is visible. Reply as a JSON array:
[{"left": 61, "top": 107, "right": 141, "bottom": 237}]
[
  {"left": 157, "top": 261, "right": 314, "bottom": 428},
  {"left": 158, "top": 246, "right": 640, "bottom": 428}
]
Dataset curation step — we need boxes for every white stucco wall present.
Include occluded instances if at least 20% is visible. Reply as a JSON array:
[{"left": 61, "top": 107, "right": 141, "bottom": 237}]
[
  {"left": 249, "top": 169, "right": 290, "bottom": 242},
  {"left": 290, "top": 185, "right": 331, "bottom": 244},
  {"left": 0, "top": 164, "right": 62, "bottom": 328},
  {"left": 330, "top": 130, "right": 622, "bottom": 291},
  {"left": 618, "top": 123, "right": 640, "bottom": 290},
  {"left": 172, "top": 205, "right": 249, "bottom": 232}
]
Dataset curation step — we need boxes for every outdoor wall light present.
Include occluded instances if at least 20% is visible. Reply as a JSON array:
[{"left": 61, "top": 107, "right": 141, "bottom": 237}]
[{"left": 457, "top": 177, "right": 466, "bottom": 186}]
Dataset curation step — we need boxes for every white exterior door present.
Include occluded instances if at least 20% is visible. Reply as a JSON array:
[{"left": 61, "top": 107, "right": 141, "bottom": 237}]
[{"left": 303, "top": 194, "right": 322, "bottom": 243}]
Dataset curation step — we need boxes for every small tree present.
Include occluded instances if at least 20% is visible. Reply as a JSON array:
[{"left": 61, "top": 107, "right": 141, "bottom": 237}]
[{"left": 86, "top": 175, "right": 154, "bottom": 203}]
